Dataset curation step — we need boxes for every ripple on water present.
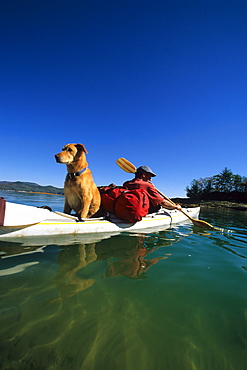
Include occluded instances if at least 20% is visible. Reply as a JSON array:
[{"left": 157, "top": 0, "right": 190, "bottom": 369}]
[{"left": 0, "top": 200, "right": 246, "bottom": 369}]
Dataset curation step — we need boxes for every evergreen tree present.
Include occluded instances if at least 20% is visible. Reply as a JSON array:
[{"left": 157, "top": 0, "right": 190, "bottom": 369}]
[
  {"left": 232, "top": 174, "right": 243, "bottom": 191},
  {"left": 211, "top": 167, "right": 233, "bottom": 193},
  {"left": 186, "top": 179, "right": 202, "bottom": 197}
]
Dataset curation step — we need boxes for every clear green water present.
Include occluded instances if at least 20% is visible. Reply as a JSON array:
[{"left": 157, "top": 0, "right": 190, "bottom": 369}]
[{"left": 0, "top": 191, "right": 246, "bottom": 370}]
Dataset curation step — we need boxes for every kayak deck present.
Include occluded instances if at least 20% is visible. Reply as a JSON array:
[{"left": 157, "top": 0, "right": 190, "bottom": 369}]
[{"left": 0, "top": 207, "right": 200, "bottom": 241}]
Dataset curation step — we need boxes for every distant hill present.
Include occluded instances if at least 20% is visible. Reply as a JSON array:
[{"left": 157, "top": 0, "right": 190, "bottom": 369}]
[{"left": 0, "top": 181, "right": 64, "bottom": 195}]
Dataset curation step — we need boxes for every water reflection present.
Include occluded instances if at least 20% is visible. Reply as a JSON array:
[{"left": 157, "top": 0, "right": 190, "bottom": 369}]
[
  {"left": 54, "top": 243, "right": 98, "bottom": 300},
  {"left": 1, "top": 192, "right": 247, "bottom": 369},
  {"left": 53, "top": 230, "right": 186, "bottom": 300},
  {"left": 193, "top": 227, "right": 247, "bottom": 260},
  {"left": 0, "top": 223, "right": 246, "bottom": 370},
  {"left": 0, "top": 229, "right": 186, "bottom": 300},
  {"left": 201, "top": 207, "right": 247, "bottom": 230}
]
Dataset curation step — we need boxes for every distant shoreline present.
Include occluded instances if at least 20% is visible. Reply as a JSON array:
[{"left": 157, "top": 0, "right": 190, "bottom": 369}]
[
  {"left": 1, "top": 189, "right": 246, "bottom": 211},
  {"left": 0, "top": 181, "right": 64, "bottom": 195},
  {"left": 0, "top": 189, "right": 63, "bottom": 196},
  {"left": 172, "top": 198, "right": 247, "bottom": 211}
]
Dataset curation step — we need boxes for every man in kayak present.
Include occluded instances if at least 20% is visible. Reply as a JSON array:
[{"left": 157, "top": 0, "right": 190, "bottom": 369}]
[{"left": 123, "top": 165, "right": 182, "bottom": 213}]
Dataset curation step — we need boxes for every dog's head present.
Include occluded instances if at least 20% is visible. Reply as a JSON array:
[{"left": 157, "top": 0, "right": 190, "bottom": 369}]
[{"left": 55, "top": 143, "right": 88, "bottom": 164}]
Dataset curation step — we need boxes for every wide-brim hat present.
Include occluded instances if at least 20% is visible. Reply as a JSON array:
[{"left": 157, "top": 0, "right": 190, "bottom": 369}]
[{"left": 136, "top": 165, "right": 156, "bottom": 177}]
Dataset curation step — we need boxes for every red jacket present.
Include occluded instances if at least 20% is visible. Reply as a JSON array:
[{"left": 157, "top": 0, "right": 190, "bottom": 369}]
[{"left": 123, "top": 178, "right": 164, "bottom": 206}]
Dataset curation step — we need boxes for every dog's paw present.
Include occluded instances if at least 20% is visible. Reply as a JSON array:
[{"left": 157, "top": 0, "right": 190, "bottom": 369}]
[
  {"left": 76, "top": 217, "right": 85, "bottom": 222},
  {"left": 38, "top": 205, "right": 52, "bottom": 211}
]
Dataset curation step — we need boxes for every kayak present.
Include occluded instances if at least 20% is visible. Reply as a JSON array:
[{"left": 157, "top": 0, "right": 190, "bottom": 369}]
[{"left": 0, "top": 198, "right": 200, "bottom": 241}]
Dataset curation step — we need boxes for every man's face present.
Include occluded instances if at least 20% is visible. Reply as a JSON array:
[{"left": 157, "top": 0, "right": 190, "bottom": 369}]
[{"left": 142, "top": 172, "right": 152, "bottom": 182}]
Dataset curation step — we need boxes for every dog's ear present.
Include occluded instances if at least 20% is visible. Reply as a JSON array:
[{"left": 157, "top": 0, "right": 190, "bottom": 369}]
[{"left": 76, "top": 144, "right": 88, "bottom": 154}]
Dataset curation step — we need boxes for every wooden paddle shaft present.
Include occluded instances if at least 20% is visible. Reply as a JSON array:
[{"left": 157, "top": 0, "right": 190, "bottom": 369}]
[
  {"left": 54, "top": 211, "right": 78, "bottom": 220},
  {"left": 155, "top": 189, "right": 195, "bottom": 222}
]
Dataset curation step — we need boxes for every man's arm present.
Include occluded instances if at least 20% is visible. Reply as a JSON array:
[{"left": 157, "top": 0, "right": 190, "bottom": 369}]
[{"left": 160, "top": 199, "right": 182, "bottom": 210}]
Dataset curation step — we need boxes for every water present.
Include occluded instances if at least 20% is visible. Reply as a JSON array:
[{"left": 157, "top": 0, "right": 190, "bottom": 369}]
[{"left": 0, "top": 191, "right": 246, "bottom": 370}]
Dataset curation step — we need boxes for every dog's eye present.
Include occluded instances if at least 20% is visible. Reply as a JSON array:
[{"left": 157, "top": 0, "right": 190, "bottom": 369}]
[{"left": 62, "top": 147, "right": 72, "bottom": 152}]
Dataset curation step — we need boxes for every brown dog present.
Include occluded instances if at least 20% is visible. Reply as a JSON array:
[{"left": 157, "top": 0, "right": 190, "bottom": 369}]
[{"left": 55, "top": 143, "right": 101, "bottom": 219}]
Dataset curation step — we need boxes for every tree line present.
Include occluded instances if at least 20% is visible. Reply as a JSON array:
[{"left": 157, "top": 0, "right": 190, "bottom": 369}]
[{"left": 186, "top": 167, "right": 247, "bottom": 199}]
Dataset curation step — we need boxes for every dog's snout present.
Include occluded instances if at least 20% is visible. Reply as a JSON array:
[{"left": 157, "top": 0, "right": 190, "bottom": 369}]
[{"left": 54, "top": 153, "right": 60, "bottom": 162}]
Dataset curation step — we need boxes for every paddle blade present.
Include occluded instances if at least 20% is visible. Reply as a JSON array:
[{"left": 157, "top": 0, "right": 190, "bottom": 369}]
[
  {"left": 192, "top": 218, "right": 217, "bottom": 230},
  {"left": 116, "top": 158, "right": 136, "bottom": 173}
]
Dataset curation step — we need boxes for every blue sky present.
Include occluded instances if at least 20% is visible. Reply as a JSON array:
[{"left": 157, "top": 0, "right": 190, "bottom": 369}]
[{"left": 1, "top": 0, "right": 246, "bottom": 197}]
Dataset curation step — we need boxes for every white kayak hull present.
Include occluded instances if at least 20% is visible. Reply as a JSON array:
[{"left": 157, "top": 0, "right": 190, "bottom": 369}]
[
  {"left": 0, "top": 200, "right": 200, "bottom": 241},
  {"left": 0, "top": 198, "right": 52, "bottom": 226}
]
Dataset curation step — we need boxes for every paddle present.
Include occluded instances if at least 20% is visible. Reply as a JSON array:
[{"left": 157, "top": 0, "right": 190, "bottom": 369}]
[
  {"left": 54, "top": 211, "right": 104, "bottom": 222},
  {"left": 116, "top": 157, "right": 217, "bottom": 230},
  {"left": 54, "top": 211, "right": 78, "bottom": 220}
]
